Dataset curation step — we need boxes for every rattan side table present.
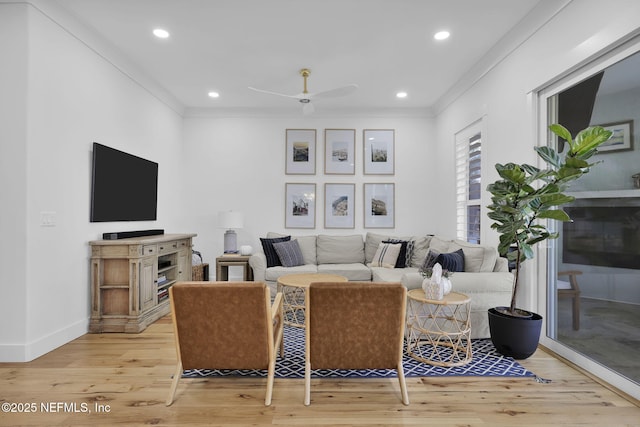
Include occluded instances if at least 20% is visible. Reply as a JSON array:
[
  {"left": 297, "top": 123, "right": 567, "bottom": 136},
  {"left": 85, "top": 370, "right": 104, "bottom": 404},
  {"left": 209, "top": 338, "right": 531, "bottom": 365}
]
[
  {"left": 276, "top": 273, "right": 348, "bottom": 327},
  {"left": 406, "top": 289, "right": 472, "bottom": 367}
]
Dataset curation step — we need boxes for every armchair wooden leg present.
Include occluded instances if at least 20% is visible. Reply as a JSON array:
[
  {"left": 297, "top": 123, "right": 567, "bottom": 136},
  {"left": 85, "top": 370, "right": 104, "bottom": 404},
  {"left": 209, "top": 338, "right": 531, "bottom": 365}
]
[
  {"left": 166, "top": 362, "right": 183, "bottom": 406},
  {"left": 304, "top": 360, "right": 311, "bottom": 406},
  {"left": 265, "top": 359, "right": 275, "bottom": 406},
  {"left": 397, "top": 362, "right": 410, "bottom": 406}
]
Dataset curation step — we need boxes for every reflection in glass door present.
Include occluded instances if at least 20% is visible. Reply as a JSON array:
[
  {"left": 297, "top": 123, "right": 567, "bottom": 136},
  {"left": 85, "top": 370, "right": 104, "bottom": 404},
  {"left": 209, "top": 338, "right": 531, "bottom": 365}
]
[{"left": 545, "top": 50, "right": 640, "bottom": 386}]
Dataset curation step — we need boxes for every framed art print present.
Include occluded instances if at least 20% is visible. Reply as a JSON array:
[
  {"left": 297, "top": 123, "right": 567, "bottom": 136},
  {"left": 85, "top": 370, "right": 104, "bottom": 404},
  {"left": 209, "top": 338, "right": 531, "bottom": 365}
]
[
  {"left": 364, "top": 183, "right": 395, "bottom": 228},
  {"left": 286, "top": 129, "right": 316, "bottom": 174},
  {"left": 596, "top": 120, "right": 633, "bottom": 153},
  {"left": 363, "top": 129, "right": 394, "bottom": 175},
  {"left": 324, "top": 183, "right": 355, "bottom": 228},
  {"left": 285, "top": 183, "right": 316, "bottom": 228},
  {"left": 324, "top": 129, "right": 355, "bottom": 174}
]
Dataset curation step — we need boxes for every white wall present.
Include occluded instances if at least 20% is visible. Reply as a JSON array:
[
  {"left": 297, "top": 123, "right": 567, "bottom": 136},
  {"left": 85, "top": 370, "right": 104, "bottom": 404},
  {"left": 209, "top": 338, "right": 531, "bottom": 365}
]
[
  {"left": 0, "top": 3, "right": 185, "bottom": 361},
  {"left": 434, "top": 0, "right": 640, "bottom": 311},
  {"left": 0, "top": 3, "right": 29, "bottom": 361},
  {"left": 182, "top": 113, "right": 436, "bottom": 271}
]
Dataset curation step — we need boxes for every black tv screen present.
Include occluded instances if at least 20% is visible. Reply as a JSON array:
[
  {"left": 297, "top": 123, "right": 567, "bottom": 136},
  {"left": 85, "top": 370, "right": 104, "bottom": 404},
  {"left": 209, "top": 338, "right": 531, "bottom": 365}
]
[{"left": 90, "top": 142, "right": 158, "bottom": 222}]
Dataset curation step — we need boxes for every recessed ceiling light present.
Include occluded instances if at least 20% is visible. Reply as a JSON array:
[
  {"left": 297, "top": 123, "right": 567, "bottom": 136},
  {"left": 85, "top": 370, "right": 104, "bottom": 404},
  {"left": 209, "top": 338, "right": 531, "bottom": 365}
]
[
  {"left": 434, "top": 31, "right": 450, "bottom": 41},
  {"left": 208, "top": 91, "right": 220, "bottom": 98},
  {"left": 153, "top": 28, "right": 170, "bottom": 39},
  {"left": 396, "top": 91, "right": 408, "bottom": 98}
]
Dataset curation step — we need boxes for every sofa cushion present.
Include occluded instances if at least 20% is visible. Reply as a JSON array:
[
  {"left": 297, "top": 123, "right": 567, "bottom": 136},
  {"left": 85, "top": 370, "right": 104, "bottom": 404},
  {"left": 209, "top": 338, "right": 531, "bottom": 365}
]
[
  {"left": 267, "top": 232, "right": 317, "bottom": 265},
  {"left": 364, "top": 232, "right": 392, "bottom": 263},
  {"left": 317, "top": 234, "right": 365, "bottom": 264},
  {"left": 410, "top": 235, "right": 433, "bottom": 268},
  {"left": 265, "top": 264, "right": 318, "bottom": 282},
  {"left": 317, "top": 263, "right": 371, "bottom": 281},
  {"left": 383, "top": 239, "right": 413, "bottom": 268},
  {"left": 450, "top": 239, "right": 499, "bottom": 272},
  {"left": 260, "top": 236, "right": 291, "bottom": 267},
  {"left": 369, "top": 242, "right": 402, "bottom": 268},
  {"left": 428, "top": 235, "right": 452, "bottom": 253},
  {"left": 422, "top": 248, "right": 465, "bottom": 272},
  {"left": 273, "top": 239, "right": 305, "bottom": 267},
  {"left": 373, "top": 267, "right": 418, "bottom": 282}
]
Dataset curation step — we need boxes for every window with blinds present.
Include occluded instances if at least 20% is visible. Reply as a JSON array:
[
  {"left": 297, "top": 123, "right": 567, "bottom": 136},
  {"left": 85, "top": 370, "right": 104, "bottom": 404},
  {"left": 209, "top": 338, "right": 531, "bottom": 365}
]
[{"left": 456, "top": 127, "right": 482, "bottom": 244}]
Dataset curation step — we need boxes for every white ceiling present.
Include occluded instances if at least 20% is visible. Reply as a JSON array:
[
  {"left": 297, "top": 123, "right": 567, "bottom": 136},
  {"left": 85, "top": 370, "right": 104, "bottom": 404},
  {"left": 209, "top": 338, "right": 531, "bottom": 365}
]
[{"left": 51, "top": 0, "right": 543, "bottom": 114}]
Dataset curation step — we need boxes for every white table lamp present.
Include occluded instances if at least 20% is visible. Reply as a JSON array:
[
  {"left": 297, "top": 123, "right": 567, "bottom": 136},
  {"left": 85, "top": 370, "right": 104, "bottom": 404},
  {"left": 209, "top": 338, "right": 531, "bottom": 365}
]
[{"left": 218, "top": 211, "right": 243, "bottom": 254}]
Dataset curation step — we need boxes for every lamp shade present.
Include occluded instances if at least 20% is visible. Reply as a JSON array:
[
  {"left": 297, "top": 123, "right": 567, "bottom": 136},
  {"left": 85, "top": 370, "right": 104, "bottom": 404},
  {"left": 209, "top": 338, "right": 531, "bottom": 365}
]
[{"left": 218, "top": 211, "right": 243, "bottom": 229}]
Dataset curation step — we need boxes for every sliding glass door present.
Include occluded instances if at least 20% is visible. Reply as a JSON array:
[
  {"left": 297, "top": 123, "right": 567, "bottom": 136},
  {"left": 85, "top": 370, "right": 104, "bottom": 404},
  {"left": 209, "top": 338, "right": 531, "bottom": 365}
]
[{"left": 539, "top": 39, "right": 640, "bottom": 398}]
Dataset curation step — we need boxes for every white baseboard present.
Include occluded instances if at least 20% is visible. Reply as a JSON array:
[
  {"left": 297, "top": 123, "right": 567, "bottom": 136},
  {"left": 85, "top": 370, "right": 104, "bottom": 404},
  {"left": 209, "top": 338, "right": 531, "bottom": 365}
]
[{"left": 0, "top": 318, "right": 88, "bottom": 362}]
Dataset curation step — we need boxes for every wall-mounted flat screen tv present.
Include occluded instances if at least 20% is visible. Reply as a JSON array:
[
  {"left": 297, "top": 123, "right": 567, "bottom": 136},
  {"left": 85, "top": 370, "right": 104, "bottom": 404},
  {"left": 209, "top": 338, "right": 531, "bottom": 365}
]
[{"left": 90, "top": 142, "right": 158, "bottom": 222}]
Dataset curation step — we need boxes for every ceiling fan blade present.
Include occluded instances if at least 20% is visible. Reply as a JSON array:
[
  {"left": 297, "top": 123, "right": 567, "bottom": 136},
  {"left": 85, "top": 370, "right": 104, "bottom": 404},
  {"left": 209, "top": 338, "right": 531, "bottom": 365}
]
[
  {"left": 303, "top": 102, "right": 315, "bottom": 115},
  {"left": 311, "top": 84, "right": 358, "bottom": 99},
  {"left": 247, "top": 86, "right": 298, "bottom": 99}
]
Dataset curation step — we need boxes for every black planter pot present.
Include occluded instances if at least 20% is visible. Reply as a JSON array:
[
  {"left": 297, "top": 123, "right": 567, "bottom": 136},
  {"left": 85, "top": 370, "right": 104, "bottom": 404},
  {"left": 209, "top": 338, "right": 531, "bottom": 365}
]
[{"left": 488, "top": 307, "right": 543, "bottom": 360}]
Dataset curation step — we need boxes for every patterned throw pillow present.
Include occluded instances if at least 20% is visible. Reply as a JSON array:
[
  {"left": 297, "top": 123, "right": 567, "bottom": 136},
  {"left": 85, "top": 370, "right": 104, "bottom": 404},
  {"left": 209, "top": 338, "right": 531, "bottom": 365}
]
[
  {"left": 260, "top": 236, "right": 291, "bottom": 267},
  {"left": 383, "top": 239, "right": 415, "bottom": 268},
  {"left": 368, "top": 242, "right": 402, "bottom": 269},
  {"left": 273, "top": 239, "right": 305, "bottom": 267},
  {"left": 421, "top": 248, "right": 465, "bottom": 272}
]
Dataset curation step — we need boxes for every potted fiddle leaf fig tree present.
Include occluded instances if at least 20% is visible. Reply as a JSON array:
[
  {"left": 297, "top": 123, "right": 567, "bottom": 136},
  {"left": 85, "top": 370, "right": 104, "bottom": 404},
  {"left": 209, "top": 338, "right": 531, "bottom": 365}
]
[{"left": 486, "top": 123, "right": 612, "bottom": 359}]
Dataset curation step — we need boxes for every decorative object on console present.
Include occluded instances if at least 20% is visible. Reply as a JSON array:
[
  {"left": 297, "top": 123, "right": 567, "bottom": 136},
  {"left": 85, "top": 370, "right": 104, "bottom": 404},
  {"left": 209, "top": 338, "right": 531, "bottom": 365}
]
[
  {"left": 363, "top": 129, "right": 395, "bottom": 175},
  {"left": 240, "top": 245, "right": 253, "bottom": 256},
  {"left": 285, "top": 183, "right": 316, "bottom": 228},
  {"left": 218, "top": 211, "right": 243, "bottom": 253}
]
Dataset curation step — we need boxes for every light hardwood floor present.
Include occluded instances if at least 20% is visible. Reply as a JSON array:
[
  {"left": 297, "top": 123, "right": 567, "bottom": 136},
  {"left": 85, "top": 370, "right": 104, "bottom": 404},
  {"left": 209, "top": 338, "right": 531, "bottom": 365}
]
[{"left": 1, "top": 315, "right": 638, "bottom": 426}]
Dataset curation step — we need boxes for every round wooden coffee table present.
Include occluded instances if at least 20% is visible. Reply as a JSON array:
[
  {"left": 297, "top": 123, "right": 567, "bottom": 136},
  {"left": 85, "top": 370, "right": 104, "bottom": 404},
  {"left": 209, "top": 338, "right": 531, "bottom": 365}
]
[
  {"left": 406, "top": 289, "right": 472, "bottom": 367},
  {"left": 277, "top": 273, "right": 348, "bottom": 327}
]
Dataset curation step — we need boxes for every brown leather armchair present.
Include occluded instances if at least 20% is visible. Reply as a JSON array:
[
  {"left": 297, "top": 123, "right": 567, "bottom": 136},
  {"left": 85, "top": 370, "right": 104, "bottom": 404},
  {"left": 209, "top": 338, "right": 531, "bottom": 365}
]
[
  {"left": 304, "top": 281, "right": 409, "bottom": 406},
  {"left": 166, "top": 281, "right": 284, "bottom": 406}
]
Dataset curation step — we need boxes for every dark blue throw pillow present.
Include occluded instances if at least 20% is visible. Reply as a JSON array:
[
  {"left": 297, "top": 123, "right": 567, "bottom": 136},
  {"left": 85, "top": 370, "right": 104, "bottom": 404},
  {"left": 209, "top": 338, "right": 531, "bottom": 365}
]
[
  {"left": 422, "top": 248, "right": 465, "bottom": 272},
  {"left": 260, "top": 236, "right": 291, "bottom": 267}
]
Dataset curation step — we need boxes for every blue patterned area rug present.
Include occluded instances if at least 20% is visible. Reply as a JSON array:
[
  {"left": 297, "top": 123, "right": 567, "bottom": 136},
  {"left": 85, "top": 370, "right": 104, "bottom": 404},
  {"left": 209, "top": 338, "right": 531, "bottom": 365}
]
[{"left": 182, "top": 326, "right": 537, "bottom": 380}]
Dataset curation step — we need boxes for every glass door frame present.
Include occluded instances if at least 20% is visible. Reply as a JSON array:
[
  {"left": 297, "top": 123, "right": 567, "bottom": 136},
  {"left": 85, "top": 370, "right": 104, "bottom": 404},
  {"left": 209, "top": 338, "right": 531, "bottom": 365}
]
[{"left": 534, "top": 35, "right": 640, "bottom": 400}]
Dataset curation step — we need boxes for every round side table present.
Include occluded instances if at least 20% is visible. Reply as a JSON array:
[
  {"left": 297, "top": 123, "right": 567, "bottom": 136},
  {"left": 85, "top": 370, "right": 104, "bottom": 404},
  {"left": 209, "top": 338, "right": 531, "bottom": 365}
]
[
  {"left": 276, "top": 273, "right": 348, "bottom": 327},
  {"left": 406, "top": 289, "right": 472, "bottom": 367}
]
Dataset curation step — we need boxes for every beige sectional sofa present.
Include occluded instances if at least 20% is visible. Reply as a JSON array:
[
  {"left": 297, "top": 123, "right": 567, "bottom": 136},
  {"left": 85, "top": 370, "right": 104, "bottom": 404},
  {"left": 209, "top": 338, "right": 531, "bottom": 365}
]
[{"left": 249, "top": 232, "right": 513, "bottom": 339}]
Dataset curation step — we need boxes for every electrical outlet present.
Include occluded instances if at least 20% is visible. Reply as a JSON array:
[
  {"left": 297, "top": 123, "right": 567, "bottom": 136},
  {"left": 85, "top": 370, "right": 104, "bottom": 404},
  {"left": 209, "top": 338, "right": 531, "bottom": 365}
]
[{"left": 40, "top": 211, "right": 56, "bottom": 227}]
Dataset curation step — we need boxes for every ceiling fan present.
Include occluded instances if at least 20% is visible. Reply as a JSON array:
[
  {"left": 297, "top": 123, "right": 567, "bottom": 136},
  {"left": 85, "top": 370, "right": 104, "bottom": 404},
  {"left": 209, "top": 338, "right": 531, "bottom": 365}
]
[{"left": 248, "top": 68, "right": 358, "bottom": 114}]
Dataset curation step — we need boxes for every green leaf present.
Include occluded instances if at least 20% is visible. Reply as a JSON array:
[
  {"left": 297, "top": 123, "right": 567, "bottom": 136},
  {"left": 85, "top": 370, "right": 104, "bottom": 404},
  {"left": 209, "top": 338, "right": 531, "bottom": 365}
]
[
  {"left": 538, "top": 193, "right": 575, "bottom": 207},
  {"left": 572, "top": 126, "right": 613, "bottom": 155},
  {"left": 521, "top": 243, "right": 534, "bottom": 260},
  {"left": 537, "top": 209, "right": 571, "bottom": 221},
  {"left": 549, "top": 124, "right": 573, "bottom": 145},
  {"left": 535, "top": 146, "right": 562, "bottom": 169},
  {"left": 565, "top": 156, "right": 589, "bottom": 169},
  {"left": 497, "top": 164, "right": 526, "bottom": 184}
]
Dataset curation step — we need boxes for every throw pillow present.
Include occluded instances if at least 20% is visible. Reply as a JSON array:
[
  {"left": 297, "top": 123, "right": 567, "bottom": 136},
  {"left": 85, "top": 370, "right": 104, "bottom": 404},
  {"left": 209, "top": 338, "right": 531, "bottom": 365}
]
[
  {"left": 273, "top": 239, "right": 305, "bottom": 267},
  {"left": 382, "top": 239, "right": 414, "bottom": 268},
  {"left": 368, "top": 242, "right": 402, "bottom": 269},
  {"left": 421, "top": 248, "right": 465, "bottom": 272},
  {"left": 260, "top": 236, "right": 291, "bottom": 267}
]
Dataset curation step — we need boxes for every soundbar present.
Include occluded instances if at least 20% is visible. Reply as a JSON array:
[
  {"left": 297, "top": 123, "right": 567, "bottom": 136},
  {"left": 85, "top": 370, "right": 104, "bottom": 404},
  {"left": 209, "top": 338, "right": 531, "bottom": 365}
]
[{"left": 102, "top": 229, "right": 165, "bottom": 240}]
